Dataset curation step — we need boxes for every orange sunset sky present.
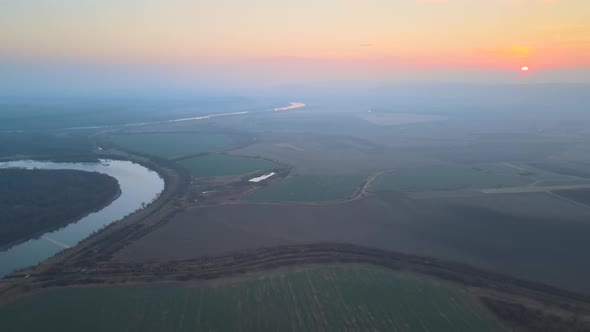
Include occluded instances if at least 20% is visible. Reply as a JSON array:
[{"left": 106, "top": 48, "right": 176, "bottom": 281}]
[{"left": 1, "top": 0, "right": 589, "bottom": 84}]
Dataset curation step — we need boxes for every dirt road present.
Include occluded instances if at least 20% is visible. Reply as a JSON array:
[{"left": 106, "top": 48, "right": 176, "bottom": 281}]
[{"left": 481, "top": 183, "right": 590, "bottom": 194}]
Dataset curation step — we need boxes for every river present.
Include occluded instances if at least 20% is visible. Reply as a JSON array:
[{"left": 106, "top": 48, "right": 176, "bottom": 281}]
[{"left": 0, "top": 159, "right": 164, "bottom": 277}]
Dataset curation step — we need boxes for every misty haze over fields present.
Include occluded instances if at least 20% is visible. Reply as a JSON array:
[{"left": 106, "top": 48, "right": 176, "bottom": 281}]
[{"left": 3, "top": 1, "right": 590, "bottom": 331}]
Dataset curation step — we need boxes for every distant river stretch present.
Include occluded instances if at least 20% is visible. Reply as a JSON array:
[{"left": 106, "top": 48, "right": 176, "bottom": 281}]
[{"left": 0, "top": 159, "right": 164, "bottom": 277}]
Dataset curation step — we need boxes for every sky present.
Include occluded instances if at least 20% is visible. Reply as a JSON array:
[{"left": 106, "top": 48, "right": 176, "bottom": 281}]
[{"left": 1, "top": 0, "right": 590, "bottom": 95}]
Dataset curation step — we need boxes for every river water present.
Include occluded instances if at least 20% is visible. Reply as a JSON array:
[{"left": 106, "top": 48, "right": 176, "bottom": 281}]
[{"left": 0, "top": 159, "right": 164, "bottom": 277}]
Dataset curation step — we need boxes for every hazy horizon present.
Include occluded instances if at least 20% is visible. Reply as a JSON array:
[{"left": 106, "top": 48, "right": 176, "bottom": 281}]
[{"left": 2, "top": 0, "right": 590, "bottom": 98}]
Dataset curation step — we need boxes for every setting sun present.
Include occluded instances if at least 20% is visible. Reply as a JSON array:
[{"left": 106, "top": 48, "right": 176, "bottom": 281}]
[{"left": 521, "top": 66, "right": 529, "bottom": 72}]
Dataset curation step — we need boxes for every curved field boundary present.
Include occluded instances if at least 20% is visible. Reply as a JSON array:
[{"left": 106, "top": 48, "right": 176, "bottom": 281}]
[{"left": 11, "top": 243, "right": 590, "bottom": 309}]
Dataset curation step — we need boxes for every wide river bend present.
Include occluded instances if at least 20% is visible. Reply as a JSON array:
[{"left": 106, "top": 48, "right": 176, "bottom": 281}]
[{"left": 0, "top": 159, "right": 164, "bottom": 277}]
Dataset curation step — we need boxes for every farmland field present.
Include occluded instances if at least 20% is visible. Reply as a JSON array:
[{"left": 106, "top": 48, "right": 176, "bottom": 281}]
[
  {"left": 356, "top": 112, "right": 448, "bottom": 126},
  {"left": 0, "top": 266, "right": 503, "bottom": 332},
  {"left": 246, "top": 175, "right": 365, "bottom": 202},
  {"left": 115, "top": 191, "right": 590, "bottom": 293},
  {"left": 531, "top": 161, "right": 590, "bottom": 179},
  {"left": 552, "top": 188, "right": 590, "bottom": 206},
  {"left": 179, "top": 154, "right": 278, "bottom": 177},
  {"left": 372, "top": 163, "right": 531, "bottom": 192},
  {"left": 110, "top": 133, "right": 234, "bottom": 158}
]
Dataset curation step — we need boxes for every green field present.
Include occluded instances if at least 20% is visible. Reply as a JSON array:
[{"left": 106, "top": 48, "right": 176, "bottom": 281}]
[
  {"left": 372, "top": 163, "right": 531, "bottom": 192},
  {"left": 110, "top": 133, "right": 234, "bottom": 158},
  {"left": 246, "top": 175, "right": 365, "bottom": 202},
  {"left": 0, "top": 267, "right": 503, "bottom": 332},
  {"left": 179, "top": 154, "right": 278, "bottom": 177}
]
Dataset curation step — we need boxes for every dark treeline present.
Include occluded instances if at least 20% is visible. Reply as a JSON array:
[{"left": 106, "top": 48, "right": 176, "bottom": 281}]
[
  {"left": 0, "top": 169, "right": 120, "bottom": 248},
  {"left": 0, "top": 132, "right": 94, "bottom": 158}
]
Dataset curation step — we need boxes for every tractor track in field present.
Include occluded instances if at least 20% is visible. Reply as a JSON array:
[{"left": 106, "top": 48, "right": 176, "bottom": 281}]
[{"left": 3, "top": 242, "right": 590, "bottom": 332}]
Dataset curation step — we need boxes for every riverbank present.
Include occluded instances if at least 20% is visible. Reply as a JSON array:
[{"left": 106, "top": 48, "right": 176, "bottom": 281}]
[
  {"left": 0, "top": 156, "right": 166, "bottom": 277},
  {"left": 12, "top": 149, "right": 188, "bottom": 276}
]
